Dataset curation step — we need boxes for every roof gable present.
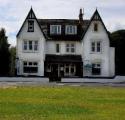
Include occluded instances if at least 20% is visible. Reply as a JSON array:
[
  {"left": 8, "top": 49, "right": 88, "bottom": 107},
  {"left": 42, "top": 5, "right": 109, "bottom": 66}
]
[
  {"left": 81, "top": 9, "right": 110, "bottom": 40},
  {"left": 16, "top": 7, "right": 46, "bottom": 38}
]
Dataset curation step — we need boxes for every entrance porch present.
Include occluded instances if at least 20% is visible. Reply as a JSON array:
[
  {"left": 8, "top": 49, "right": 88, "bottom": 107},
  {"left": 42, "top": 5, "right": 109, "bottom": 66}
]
[{"left": 44, "top": 55, "right": 83, "bottom": 77}]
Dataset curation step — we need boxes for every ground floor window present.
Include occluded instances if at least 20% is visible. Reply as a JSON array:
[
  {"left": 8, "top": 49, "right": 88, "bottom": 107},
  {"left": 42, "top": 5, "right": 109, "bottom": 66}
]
[
  {"left": 64, "top": 64, "right": 76, "bottom": 76},
  {"left": 92, "top": 63, "right": 101, "bottom": 75},
  {"left": 23, "top": 61, "right": 38, "bottom": 73}
]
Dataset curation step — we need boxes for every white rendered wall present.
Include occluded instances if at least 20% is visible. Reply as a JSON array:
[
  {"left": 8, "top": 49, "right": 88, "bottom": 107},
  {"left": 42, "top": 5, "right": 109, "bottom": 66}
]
[
  {"left": 17, "top": 19, "right": 45, "bottom": 76},
  {"left": 46, "top": 41, "right": 82, "bottom": 55},
  {"left": 82, "top": 21, "right": 111, "bottom": 77},
  {"left": 109, "top": 47, "right": 115, "bottom": 77}
]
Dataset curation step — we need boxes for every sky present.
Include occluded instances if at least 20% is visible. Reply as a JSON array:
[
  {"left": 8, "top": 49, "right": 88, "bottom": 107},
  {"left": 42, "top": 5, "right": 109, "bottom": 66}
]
[{"left": 0, "top": 0, "right": 125, "bottom": 46}]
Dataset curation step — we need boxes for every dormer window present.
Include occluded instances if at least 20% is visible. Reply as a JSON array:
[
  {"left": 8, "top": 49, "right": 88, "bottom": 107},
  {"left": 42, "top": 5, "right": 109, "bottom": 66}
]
[
  {"left": 66, "top": 25, "right": 77, "bottom": 35},
  {"left": 50, "top": 25, "right": 61, "bottom": 35},
  {"left": 28, "top": 20, "right": 34, "bottom": 32},
  {"left": 94, "top": 23, "right": 98, "bottom": 32}
]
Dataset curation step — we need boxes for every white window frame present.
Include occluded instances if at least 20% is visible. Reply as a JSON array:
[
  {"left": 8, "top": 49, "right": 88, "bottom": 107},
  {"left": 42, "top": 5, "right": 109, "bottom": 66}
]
[
  {"left": 64, "top": 64, "right": 76, "bottom": 76},
  {"left": 92, "top": 62, "right": 101, "bottom": 75},
  {"left": 23, "top": 61, "right": 38, "bottom": 74},
  {"left": 91, "top": 41, "right": 101, "bottom": 53},
  {"left": 23, "top": 40, "right": 39, "bottom": 52},
  {"left": 65, "top": 25, "right": 77, "bottom": 35},
  {"left": 50, "top": 25, "right": 61, "bottom": 35},
  {"left": 66, "top": 43, "right": 75, "bottom": 54}
]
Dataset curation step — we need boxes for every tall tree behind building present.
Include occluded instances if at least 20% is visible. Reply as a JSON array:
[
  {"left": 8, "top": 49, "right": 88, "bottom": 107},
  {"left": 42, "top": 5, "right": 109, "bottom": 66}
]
[
  {"left": 9, "top": 47, "right": 16, "bottom": 76},
  {"left": 0, "top": 28, "right": 10, "bottom": 76},
  {"left": 110, "top": 30, "right": 125, "bottom": 75}
]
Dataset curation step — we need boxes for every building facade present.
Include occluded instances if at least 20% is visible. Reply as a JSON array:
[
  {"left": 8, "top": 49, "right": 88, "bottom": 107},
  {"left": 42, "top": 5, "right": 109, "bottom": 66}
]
[{"left": 16, "top": 8, "right": 115, "bottom": 78}]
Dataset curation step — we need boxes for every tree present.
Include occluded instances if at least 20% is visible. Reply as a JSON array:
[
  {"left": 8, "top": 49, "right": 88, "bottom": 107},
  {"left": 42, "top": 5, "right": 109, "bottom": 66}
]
[
  {"left": 0, "top": 28, "right": 10, "bottom": 76},
  {"left": 9, "top": 47, "right": 16, "bottom": 76},
  {"left": 110, "top": 30, "right": 125, "bottom": 75}
]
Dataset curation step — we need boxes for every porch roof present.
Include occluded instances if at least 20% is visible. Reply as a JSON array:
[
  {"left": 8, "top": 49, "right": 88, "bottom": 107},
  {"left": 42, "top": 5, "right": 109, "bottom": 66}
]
[{"left": 45, "top": 55, "right": 82, "bottom": 63}]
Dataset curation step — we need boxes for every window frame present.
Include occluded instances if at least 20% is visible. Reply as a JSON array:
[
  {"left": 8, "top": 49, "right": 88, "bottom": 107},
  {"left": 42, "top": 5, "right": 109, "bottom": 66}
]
[
  {"left": 94, "top": 23, "right": 98, "bottom": 32},
  {"left": 64, "top": 64, "right": 76, "bottom": 76},
  {"left": 65, "top": 25, "right": 77, "bottom": 35},
  {"left": 91, "top": 41, "right": 101, "bottom": 53},
  {"left": 92, "top": 63, "right": 101, "bottom": 75},
  {"left": 56, "top": 43, "right": 60, "bottom": 53},
  {"left": 23, "top": 40, "right": 39, "bottom": 52},
  {"left": 23, "top": 61, "right": 38, "bottom": 74},
  {"left": 50, "top": 25, "right": 61, "bottom": 35},
  {"left": 28, "top": 20, "right": 34, "bottom": 32},
  {"left": 66, "top": 43, "right": 75, "bottom": 54}
]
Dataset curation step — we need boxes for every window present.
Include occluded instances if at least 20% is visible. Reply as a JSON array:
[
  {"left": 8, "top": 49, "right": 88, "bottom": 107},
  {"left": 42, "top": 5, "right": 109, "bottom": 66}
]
[
  {"left": 64, "top": 64, "right": 76, "bottom": 76},
  {"left": 23, "top": 41, "right": 28, "bottom": 50},
  {"left": 66, "top": 43, "right": 75, "bottom": 53},
  {"left": 28, "top": 20, "right": 34, "bottom": 32},
  {"left": 23, "top": 61, "right": 38, "bottom": 73},
  {"left": 23, "top": 40, "right": 38, "bottom": 52},
  {"left": 50, "top": 25, "right": 61, "bottom": 34},
  {"left": 94, "top": 23, "right": 98, "bottom": 32},
  {"left": 29, "top": 41, "right": 33, "bottom": 50},
  {"left": 34, "top": 41, "right": 38, "bottom": 51},
  {"left": 91, "top": 41, "right": 101, "bottom": 53},
  {"left": 92, "top": 63, "right": 101, "bottom": 75},
  {"left": 65, "top": 25, "right": 77, "bottom": 34},
  {"left": 56, "top": 43, "right": 60, "bottom": 53}
]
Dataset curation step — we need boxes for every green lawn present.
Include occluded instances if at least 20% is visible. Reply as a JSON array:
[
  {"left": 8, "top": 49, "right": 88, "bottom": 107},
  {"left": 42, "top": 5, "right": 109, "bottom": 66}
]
[{"left": 0, "top": 86, "right": 125, "bottom": 120}]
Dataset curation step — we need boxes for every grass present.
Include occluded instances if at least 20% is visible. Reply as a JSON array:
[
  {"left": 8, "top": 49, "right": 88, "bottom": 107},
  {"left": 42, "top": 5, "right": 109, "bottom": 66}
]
[{"left": 0, "top": 86, "right": 125, "bottom": 120}]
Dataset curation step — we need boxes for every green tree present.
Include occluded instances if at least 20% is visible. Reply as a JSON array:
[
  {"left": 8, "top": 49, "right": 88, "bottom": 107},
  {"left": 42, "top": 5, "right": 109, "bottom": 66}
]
[
  {"left": 0, "top": 28, "right": 10, "bottom": 76},
  {"left": 9, "top": 47, "right": 16, "bottom": 76},
  {"left": 110, "top": 30, "right": 125, "bottom": 75}
]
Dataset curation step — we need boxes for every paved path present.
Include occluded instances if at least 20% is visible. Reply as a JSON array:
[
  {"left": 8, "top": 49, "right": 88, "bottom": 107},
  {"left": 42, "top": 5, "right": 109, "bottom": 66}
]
[
  {"left": 0, "top": 76, "right": 125, "bottom": 88},
  {"left": 0, "top": 81, "right": 125, "bottom": 88}
]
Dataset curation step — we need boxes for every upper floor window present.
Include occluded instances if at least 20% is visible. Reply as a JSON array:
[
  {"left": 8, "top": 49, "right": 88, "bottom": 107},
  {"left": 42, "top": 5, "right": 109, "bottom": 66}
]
[
  {"left": 94, "top": 23, "right": 98, "bottom": 32},
  {"left": 50, "top": 25, "right": 61, "bottom": 35},
  {"left": 56, "top": 43, "right": 60, "bottom": 53},
  {"left": 65, "top": 25, "right": 77, "bottom": 35},
  {"left": 23, "top": 40, "right": 38, "bottom": 52},
  {"left": 28, "top": 20, "right": 34, "bottom": 32},
  {"left": 91, "top": 41, "right": 101, "bottom": 53},
  {"left": 66, "top": 43, "right": 75, "bottom": 53}
]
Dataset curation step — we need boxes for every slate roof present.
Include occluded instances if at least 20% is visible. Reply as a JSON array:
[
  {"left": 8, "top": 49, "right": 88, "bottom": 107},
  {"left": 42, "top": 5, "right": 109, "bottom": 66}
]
[
  {"left": 17, "top": 8, "right": 110, "bottom": 42},
  {"left": 38, "top": 19, "right": 90, "bottom": 41}
]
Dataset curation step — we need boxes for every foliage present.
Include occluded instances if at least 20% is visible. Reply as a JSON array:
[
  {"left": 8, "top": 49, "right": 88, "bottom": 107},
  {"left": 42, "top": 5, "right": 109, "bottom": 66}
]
[
  {"left": 0, "top": 28, "right": 10, "bottom": 76},
  {"left": 0, "top": 86, "right": 125, "bottom": 120},
  {"left": 9, "top": 47, "right": 16, "bottom": 76},
  {"left": 110, "top": 30, "right": 125, "bottom": 75}
]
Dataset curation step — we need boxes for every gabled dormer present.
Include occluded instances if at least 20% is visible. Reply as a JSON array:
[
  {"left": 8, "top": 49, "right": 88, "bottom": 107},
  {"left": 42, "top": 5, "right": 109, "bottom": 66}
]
[
  {"left": 82, "top": 9, "right": 110, "bottom": 41},
  {"left": 16, "top": 7, "right": 46, "bottom": 38},
  {"left": 27, "top": 8, "right": 36, "bottom": 32}
]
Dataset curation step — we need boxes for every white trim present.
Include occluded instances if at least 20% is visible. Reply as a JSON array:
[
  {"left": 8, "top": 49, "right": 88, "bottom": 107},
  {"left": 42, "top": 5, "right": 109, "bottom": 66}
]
[
  {"left": 50, "top": 25, "right": 61, "bottom": 34},
  {"left": 22, "top": 40, "right": 39, "bottom": 53},
  {"left": 90, "top": 41, "right": 102, "bottom": 53},
  {"left": 23, "top": 61, "right": 39, "bottom": 75},
  {"left": 64, "top": 64, "right": 76, "bottom": 76},
  {"left": 65, "top": 25, "right": 77, "bottom": 35},
  {"left": 65, "top": 43, "right": 76, "bottom": 54},
  {"left": 91, "top": 62, "right": 102, "bottom": 76}
]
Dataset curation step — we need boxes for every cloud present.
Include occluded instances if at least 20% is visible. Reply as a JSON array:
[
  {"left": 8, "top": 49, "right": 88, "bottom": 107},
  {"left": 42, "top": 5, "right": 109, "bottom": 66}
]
[{"left": 0, "top": 0, "right": 125, "bottom": 46}]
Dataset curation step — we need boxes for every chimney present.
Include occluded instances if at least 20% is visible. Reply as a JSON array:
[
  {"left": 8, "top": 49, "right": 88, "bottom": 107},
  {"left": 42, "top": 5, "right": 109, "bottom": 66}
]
[{"left": 79, "top": 8, "right": 84, "bottom": 22}]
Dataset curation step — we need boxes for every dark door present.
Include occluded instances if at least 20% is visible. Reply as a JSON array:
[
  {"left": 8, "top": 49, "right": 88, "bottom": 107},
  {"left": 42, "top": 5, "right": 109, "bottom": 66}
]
[{"left": 52, "top": 64, "right": 58, "bottom": 77}]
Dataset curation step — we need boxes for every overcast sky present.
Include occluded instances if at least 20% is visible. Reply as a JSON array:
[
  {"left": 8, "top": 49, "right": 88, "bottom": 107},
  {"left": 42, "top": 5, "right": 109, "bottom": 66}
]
[{"left": 0, "top": 0, "right": 125, "bottom": 46}]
